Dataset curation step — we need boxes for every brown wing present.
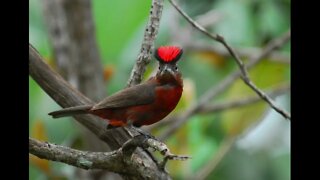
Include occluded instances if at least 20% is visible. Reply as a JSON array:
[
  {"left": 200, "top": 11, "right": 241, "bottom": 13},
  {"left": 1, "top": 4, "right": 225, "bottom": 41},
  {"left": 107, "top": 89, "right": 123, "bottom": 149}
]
[{"left": 91, "top": 82, "right": 156, "bottom": 110}]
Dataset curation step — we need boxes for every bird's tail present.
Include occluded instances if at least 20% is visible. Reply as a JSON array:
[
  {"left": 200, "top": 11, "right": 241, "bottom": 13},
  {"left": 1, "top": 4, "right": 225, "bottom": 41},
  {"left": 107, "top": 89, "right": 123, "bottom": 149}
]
[{"left": 48, "top": 105, "right": 92, "bottom": 118}]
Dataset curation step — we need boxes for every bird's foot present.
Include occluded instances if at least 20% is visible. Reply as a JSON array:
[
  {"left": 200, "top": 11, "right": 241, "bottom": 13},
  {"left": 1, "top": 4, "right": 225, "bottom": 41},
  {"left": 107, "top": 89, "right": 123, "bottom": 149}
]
[
  {"left": 121, "top": 122, "right": 190, "bottom": 169},
  {"left": 143, "top": 138, "right": 191, "bottom": 169},
  {"left": 158, "top": 149, "right": 191, "bottom": 170},
  {"left": 124, "top": 122, "right": 157, "bottom": 140},
  {"left": 131, "top": 126, "right": 156, "bottom": 140},
  {"left": 121, "top": 134, "right": 190, "bottom": 170}
]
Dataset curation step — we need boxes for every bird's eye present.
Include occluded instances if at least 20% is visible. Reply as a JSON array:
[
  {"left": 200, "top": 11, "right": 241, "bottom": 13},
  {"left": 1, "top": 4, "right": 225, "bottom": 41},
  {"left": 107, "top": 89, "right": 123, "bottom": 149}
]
[
  {"left": 158, "top": 66, "right": 161, "bottom": 70},
  {"left": 175, "top": 66, "right": 178, "bottom": 71}
]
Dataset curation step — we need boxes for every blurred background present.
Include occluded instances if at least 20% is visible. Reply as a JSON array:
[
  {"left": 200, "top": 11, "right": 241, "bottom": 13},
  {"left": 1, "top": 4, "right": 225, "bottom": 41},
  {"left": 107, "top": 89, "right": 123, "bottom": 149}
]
[{"left": 29, "top": 0, "right": 290, "bottom": 179}]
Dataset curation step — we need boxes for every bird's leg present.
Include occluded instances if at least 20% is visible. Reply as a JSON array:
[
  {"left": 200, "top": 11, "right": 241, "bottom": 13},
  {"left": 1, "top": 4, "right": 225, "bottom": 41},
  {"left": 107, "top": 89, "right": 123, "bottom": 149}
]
[
  {"left": 125, "top": 120, "right": 156, "bottom": 140},
  {"left": 121, "top": 122, "right": 190, "bottom": 169},
  {"left": 121, "top": 123, "right": 159, "bottom": 163}
]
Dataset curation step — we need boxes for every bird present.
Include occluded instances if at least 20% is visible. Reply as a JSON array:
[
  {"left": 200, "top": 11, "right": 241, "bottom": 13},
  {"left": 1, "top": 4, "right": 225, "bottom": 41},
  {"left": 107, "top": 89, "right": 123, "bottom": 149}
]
[{"left": 49, "top": 46, "right": 184, "bottom": 130}]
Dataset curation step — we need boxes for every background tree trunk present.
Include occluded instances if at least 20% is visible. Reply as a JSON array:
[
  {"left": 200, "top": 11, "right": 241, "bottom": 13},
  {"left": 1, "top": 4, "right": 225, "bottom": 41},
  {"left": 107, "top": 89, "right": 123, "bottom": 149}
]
[{"left": 42, "top": 0, "right": 116, "bottom": 179}]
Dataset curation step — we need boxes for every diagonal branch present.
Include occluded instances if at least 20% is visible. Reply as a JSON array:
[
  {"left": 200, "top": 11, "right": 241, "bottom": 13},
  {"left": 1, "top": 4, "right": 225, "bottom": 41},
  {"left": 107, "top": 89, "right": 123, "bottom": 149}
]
[
  {"left": 30, "top": 43, "right": 134, "bottom": 150},
  {"left": 168, "top": 0, "right": 290, "bottom": 120},
  {"left": 218, "top": 36, "right": 291, "bottom": 120},
  {"left": 159, "top": 30, "right": 290, "bottom": 141},
  {"left": 29, "top": 44, "right": 105, "bottom": 135},
  {"left": 127, "top": 0, "right": 164, "bottom": 87}
]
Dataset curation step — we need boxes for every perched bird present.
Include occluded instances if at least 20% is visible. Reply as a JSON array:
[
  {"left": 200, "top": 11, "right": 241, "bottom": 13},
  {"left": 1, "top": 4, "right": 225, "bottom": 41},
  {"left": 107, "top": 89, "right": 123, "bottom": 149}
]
[{"left": 49, "top": 46, "right": 184, "bottom": 128}]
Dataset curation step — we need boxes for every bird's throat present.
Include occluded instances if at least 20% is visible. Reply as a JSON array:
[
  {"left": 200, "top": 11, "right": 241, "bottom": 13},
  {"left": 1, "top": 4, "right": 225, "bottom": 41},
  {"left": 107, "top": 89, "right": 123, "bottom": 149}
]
[{"left": 156, "top": 73, "right": 183, "bottom": 88}]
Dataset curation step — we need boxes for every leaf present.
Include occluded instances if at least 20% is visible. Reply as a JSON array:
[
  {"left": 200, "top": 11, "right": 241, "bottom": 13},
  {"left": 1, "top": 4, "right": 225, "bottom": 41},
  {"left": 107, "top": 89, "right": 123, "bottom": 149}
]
[{"left": 221, "top": 60, "right": 289, "bottom": 136}]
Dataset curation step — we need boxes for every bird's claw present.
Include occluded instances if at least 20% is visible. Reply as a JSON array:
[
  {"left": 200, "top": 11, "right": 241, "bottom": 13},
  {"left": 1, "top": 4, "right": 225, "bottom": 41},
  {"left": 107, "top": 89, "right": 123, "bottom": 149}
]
[
  {"left": 122, "top": 126, "right": 190, "bottom": 169},
  {"left": 134, "top": 128, "right": 156, "bottom": 140},
  {"left": 159, "top": 149, "right": 191, "bottom": 169}
]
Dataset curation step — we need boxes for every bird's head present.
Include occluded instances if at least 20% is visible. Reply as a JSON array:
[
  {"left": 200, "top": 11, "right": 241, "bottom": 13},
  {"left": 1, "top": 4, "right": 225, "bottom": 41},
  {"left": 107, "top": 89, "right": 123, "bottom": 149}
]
[{"left": 154, "top": 46, "right": 183, "bottom": 84}]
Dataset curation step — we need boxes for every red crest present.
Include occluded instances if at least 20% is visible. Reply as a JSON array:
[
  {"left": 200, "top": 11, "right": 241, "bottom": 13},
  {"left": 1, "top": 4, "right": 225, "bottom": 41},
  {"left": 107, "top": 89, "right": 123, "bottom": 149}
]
[{"left": 155, "top": 46, "right": 183, "bottom": 63}]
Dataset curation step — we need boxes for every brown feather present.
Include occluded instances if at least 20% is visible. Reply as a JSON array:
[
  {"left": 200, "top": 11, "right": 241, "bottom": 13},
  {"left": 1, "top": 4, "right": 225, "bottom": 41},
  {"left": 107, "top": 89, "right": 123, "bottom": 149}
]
[
  {"left": 91, "top": 79, "right": 156, "bottom": 110},
  {"left": 48, "top": 105, "right": 92, "bottom": 118}
]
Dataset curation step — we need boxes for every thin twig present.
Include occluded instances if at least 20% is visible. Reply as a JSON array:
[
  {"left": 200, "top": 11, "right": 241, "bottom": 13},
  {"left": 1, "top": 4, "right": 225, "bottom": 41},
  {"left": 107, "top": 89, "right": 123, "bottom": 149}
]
[
  {"left": 220, "top": 39, "right": 291, "bottom": 120},
  {"left": 168, "top": 0, "right": 290, "bottom": 120},
  {"left": 158, "top": 30, "right": 290, "bottom": 141},
  {"left": 127, "top": 0, "right": 164, "bottom": 87}
]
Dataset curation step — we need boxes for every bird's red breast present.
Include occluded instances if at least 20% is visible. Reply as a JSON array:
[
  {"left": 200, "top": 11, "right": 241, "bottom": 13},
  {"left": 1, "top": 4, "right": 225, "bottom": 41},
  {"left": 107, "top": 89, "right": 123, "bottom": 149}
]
[{"left": 128, "top": 83, "right": 183, "bottom": 126}]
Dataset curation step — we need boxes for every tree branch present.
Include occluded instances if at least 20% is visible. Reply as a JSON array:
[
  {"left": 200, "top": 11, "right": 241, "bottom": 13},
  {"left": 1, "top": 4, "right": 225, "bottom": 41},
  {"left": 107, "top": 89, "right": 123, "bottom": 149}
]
[
  {"left": 30, "top": 137, "right": 121, "bottom": 171},
  {"left": 158, "top": 30, "right": 290, "bottom": 141},
  {"left": 219, "top": 36, "right": 291, "bottom": 120},
  {"left": 29, "top": 44, "right": 105, "bottom": 134},
  {"left": 29, "top": 137, "right": 171, "bottom": 179},
  {"left": 168, "top": 0, "right": 290, "bottom": 120},
  {"left": 127, "top": 0, "right": 164, "bottom": 87}
]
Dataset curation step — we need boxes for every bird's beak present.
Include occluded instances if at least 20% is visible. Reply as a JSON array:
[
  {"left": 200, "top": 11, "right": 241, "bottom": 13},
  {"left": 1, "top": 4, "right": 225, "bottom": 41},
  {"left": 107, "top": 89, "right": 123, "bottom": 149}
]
[{"left": 161, "top": 64, "right": 175, "bottom": 77}]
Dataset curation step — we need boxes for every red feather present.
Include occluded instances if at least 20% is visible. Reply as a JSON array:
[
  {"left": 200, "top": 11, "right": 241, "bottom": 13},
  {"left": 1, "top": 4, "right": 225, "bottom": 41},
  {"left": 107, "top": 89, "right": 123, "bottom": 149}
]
[{"left": 156, "top": 46, "right": 182, "bottom": 62}]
